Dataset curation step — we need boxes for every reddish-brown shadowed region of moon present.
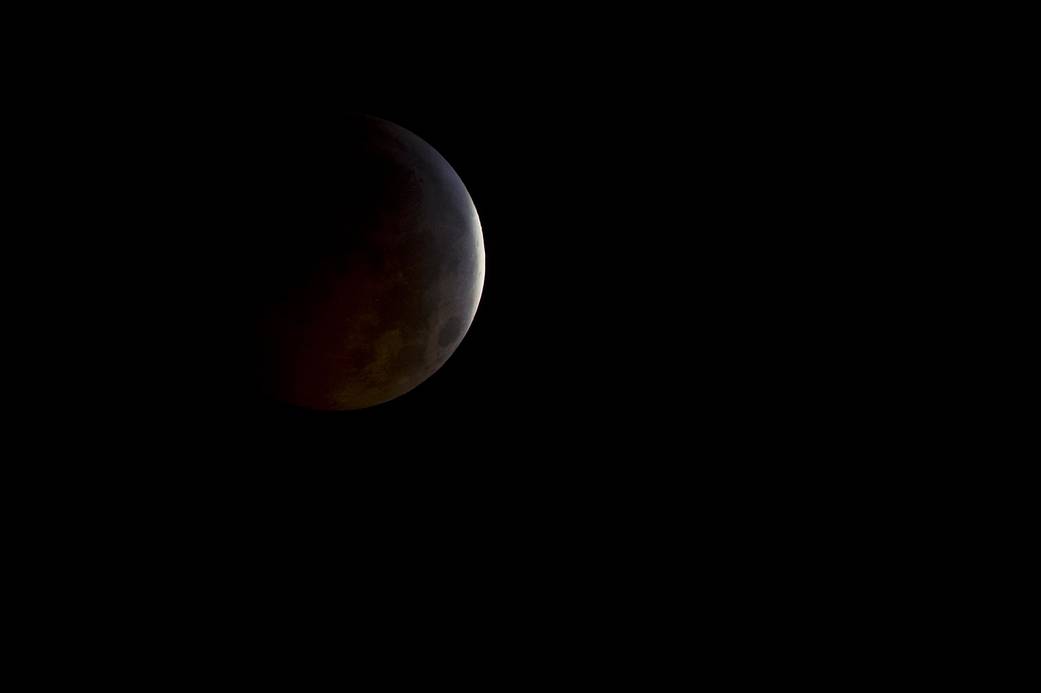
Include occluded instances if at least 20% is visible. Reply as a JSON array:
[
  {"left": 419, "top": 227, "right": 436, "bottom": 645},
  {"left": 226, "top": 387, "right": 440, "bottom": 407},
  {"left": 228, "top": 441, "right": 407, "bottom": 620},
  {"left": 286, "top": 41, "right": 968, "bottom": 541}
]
[{"left": 256, "top": 115, "right": 485, "bottom": 410}]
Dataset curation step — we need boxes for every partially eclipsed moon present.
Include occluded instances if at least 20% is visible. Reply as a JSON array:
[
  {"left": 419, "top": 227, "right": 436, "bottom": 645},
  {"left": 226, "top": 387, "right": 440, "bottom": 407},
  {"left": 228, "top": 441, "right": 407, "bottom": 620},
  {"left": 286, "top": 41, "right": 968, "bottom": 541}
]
[{"left": 258, "top": 114, "right": 485, "bottom": 410}]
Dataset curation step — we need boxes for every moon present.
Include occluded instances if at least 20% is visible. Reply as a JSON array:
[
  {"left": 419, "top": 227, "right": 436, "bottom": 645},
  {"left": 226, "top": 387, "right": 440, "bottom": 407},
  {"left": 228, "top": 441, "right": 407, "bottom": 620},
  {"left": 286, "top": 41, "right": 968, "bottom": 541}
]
[{"left": 254, "top": 114, "right": 485, "bottom": 410}]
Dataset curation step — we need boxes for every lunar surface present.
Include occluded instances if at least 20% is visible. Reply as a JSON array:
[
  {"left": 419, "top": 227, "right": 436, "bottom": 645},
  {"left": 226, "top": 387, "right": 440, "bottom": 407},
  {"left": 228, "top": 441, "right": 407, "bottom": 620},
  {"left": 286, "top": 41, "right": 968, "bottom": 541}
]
[{"left": 256, "top": 114, "right": 485, "bottom": 410}]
